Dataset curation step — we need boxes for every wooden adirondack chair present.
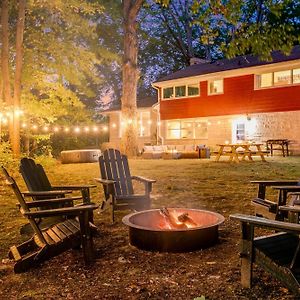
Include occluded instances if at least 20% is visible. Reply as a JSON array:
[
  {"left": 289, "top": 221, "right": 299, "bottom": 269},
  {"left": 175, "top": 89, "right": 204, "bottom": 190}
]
[
  {"left": 2, "top": 167, "right": 98, "bottom": 273},
  {"left": 231, "top": 213, "right": 300, "bottom": 295},
  {"left": 251, "top": 179, "right": 300, "bottom": 220},
  {"left": 95, "top": 148, "right": 156, "bottom": 222},
  {"left": 20, "top": 157, "right": 96, "bottom": 205}
]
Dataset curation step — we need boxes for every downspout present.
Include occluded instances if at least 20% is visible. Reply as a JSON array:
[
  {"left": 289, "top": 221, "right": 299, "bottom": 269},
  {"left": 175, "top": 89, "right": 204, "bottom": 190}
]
[{"left": 151, "top": 83, "right": 164, "bottom": 145}]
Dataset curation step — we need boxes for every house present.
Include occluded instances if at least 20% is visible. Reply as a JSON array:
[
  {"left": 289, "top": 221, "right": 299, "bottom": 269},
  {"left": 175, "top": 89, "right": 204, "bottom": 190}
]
[
  {"left": 100, "top": 96, "right": 158, "bottom": 150},
  {"left": 152, "top": 46, "right": 300, "bottom": 154}
]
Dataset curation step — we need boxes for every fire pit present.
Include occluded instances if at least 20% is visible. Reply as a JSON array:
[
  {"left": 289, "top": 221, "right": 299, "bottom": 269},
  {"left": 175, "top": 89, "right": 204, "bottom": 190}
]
[{"left": 122, "top": 208, "right": 225, "bottom": 252}]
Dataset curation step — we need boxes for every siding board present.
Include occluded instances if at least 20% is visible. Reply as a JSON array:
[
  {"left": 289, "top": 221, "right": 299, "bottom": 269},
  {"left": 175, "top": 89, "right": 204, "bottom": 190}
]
[{"left": 160, "top": 75, "right": 300, "bottom": 120}]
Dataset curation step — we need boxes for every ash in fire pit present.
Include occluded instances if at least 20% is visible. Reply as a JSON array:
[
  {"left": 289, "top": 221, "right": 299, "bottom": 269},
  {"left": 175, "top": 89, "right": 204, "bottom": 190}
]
[{"left": 122, "top": 208, "right": 225, "bottom": 252}]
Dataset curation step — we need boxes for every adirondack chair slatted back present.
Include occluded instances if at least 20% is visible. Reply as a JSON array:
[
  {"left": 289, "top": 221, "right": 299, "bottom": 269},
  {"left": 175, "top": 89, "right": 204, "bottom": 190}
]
[
  {"left": 20, "top": 158, "right": 52, "bottom": 191},
  {"left": 99, "top": 149, "right": 134, "bottom": 197},
  {"left": 1, "top": 167, "right": 47, "bottom": 245}
]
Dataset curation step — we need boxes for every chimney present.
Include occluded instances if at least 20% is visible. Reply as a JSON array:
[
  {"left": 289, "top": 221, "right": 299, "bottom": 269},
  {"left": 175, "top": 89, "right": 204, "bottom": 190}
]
[{"left": 189, "top": 57, "right": 210, "bottom": 66}]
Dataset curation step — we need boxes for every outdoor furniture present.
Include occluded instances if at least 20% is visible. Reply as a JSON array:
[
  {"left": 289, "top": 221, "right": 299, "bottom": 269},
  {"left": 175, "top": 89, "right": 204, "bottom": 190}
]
[
  {"left": 266, "top": 139, "right": 289, "bottom": 157},
  {"left": 20, "top": 157, "right": 96, "bottom": 206},
  {"left": 215, "top": 143, "right": 266, "bottom": 163},
  {"left": 230, "top": 213, "right": 300, "bottom": 295},
  {"left": 95, "top": 148, "right": 156, "bottom": 222},
  {"left": 1, "top": 167, "right": 98, "bottom": 273},
  {"left": 251, "top": 179, "right": 300, "bottom": 220},
  {"left": 141, "top": 144, "right": 199, "bottom": 159}
]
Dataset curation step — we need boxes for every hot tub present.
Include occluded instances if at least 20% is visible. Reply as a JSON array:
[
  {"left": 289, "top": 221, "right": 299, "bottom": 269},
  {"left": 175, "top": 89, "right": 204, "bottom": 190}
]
[{"left": 60, "top": 149, "right": 101, "bottom": 164}]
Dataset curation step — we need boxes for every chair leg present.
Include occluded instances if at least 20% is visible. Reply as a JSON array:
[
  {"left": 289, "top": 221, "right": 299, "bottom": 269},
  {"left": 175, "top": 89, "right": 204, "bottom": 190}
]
[{"left": 240, "top": 222, "right": 254, "bottom": 288}]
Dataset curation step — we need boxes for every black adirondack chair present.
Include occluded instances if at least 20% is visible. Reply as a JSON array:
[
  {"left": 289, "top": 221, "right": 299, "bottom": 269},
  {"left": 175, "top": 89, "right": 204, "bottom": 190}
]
[
  {"left": 251, "top": 179, "right": 300, "bottom": 220},
  {"left": 95, "top": 148, "right": 156, "bottom": 222},
  {"left": 20, "top": 157, "right": 96, "bottom": 205},
  {"left": 231, "top": 213, "right": 300, "bottom": 295},
  {"left": 2, "top": 167, "right": 98, "bottom": 273}
]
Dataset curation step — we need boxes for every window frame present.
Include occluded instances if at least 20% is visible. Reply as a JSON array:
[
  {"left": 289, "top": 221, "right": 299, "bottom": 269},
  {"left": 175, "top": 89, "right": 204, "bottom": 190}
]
[
  {"left": 256, "top": 67, "right": 300, "bottom": 90},
  {"left": 166, "top": 118, "right": 208, "bottom": 140},
  {"left": 207, "top": 79, "right": 224, "bottom": 95},
  {"left": 162, "top": 83, "right": 200, "bottom": 100}
]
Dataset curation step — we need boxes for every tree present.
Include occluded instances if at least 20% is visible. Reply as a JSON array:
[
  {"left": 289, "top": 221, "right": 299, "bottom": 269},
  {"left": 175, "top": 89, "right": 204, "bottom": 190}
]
[{"left": 120, "top": 0, "right": 143, "bottom": 156}]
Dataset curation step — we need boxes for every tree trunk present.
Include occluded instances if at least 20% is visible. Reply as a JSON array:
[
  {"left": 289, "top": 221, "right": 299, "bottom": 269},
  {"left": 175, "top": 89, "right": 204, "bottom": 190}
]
[
  {"left": 1, "top": 0, "right": 12, "bottom": 106},
  {"left": 12, "top": 0, "right": 26, "bottom": 157},
  {"left": 120, "top": 0, "right": 143, "bottom": 157}
]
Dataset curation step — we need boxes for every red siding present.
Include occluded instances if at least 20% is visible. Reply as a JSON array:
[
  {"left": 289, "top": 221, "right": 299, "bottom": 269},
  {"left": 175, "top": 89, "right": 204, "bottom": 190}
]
[{"left": 160, "top": 75, "right": 300, "bottom": 120}]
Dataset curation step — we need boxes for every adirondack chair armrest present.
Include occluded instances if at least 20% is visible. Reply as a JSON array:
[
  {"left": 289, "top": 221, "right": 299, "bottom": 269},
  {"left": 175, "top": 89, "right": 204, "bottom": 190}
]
[
  {"left": 251, "top": 180, "right": 299, "bottom": 185},
  {"left": 230, "top": 213, "right": 300, "bottom": 234},
  {"left": 22, "top": 190, "right": 73, "bottom": 197},
  {"left": 273, "top": 186, "right": 300, "bottom": 192},
  {"left": 94, "top": 178, "right": 115, "bottom": 186},
  {"left": 131, "top": 176, "right": 155, "bottom": 194},
  {"left": 23, "top": 203, "right": 99, "bottom": 218},
  {"left": 22, "top": 196, "right": 83, "bottom": 208},
  {"left": 131, "top": 176, "right": 156, "bottom": 183},
  {"left": 51, "top": 185, "right": 97, "bottom": 190}
]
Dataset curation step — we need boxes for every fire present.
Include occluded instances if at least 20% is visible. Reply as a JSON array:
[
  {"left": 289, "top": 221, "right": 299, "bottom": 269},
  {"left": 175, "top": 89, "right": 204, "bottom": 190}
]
[{"left": 159, "top": 208, "right": 198, "bottom": 229}]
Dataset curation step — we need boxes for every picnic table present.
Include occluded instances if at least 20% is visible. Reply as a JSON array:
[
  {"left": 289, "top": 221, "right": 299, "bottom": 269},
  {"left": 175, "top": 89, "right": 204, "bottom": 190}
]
[
  {"left": 215, "top": 143, "right": 266, "bottom": 163},
  {"left": 266, "top": 139, "right": 289, "bottom": 157}
]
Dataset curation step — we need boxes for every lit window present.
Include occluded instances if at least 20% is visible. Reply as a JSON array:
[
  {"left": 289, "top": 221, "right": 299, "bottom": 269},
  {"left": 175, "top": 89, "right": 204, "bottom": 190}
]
[
  {"left": 167, "top": 121, "right": 181, "bottom": 139},
  {"left": 293, "top": 69, "right": 300, "bottom": 84},
  {"left": 166, "top": 119, "right": 208, "bottom": 139},
  {"left": 181, "top": 121, "right": 193, "bottom": 139},
  {"left": 259, "top": 73, "right": 273, "bottom": 88},
  {"left": 175, "top": 86, "right": 186, "bottom": 97},
  {"left": 139, "top": 111, "right": 151, "bottom": 137},
  {"left": 208, "top": 79, "right": 223, "bottom": 95},
  {"left": 236, "top": 123, "right": 245, "bottom": 141},
  {"left": 274, "top": 70, "right": 291, "bottom": 86},
  {"left": 163, "top": 87, "right": 173, "bottom": 99},
  {"left": 188, "top": 84, "right": 199, "bottom": 96},
  {"left": 194, "top": 121, "right": 208, "bottom": 139}
]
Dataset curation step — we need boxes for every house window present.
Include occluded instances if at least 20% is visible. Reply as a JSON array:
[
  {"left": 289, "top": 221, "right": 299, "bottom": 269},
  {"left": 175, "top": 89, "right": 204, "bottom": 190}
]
[
  {"left": 235, "top": 123, "right": 246, "bottom": 141},
  {"left": 167, "top": 121, "right": 181, "bottom": 139},
  {"left": 166, "top": 119, "right": 208, "bottom": 139},
  {"left": 259, "top": 73, "right": 273, "bottom": 88},
  {"left": 175, "top": 85, "right": 186, "bottom": 97},
  {"left": 163, "top": 87, "right": 173, "bottom": 99},
  {"left": 188, "top": 84, "right": 200, "bottom": 96},
  {"left": 162, "top": 83, "right": 199, "bottom": 100},
  {"left": 208, "top": 79, "right": 223, "bottom": 95},
  {"left": 293, "top": 69, "right": 300, "bottom": 84},
  {"left": 257, "top": 68, "right": 300, "bottom": 88},
  {"left": 274, "top": 70, "right": 291, "bottom": 86},
  {"left": 139, "top": 111, "right": 151, "bottom": 137}
]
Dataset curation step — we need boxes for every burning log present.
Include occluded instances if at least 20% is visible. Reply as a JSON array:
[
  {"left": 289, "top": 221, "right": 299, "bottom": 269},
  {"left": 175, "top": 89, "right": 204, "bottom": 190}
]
[
  {"left": 177, "top": 213, "right": 198, "bottom": 227},
  {"left": 160, "top": 207, "right": 198, "bottom": 229}
]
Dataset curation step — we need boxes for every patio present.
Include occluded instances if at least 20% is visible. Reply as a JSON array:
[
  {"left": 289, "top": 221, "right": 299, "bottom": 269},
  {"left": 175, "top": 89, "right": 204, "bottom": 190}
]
[{"left": 1, "top": 156, "right": 300, "bottom": 299}]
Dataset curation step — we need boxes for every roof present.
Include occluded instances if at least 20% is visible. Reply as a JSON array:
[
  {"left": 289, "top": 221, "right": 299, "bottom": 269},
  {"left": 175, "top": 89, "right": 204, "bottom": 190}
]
[
  {"left": 100, "top": 96, "right": 157, "bottom": 113},
  {"left": 154, "top": 45, "right": 300, "bottom": 84}
]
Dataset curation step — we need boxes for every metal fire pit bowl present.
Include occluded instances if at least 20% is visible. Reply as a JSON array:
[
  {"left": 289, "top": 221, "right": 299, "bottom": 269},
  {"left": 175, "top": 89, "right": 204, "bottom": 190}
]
[{"left": 122, "top": 208, "right": 225, "bottom": 252}]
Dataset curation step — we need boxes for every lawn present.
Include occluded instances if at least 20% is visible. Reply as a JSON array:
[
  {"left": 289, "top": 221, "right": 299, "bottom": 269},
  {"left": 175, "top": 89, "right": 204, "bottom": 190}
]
[{"left": 1, "top": 156, "right": 300, "bottom": 299}]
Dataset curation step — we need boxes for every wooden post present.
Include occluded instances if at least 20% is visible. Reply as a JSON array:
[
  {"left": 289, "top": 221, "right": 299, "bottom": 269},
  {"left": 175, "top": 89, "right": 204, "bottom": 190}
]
[{"left": 240, "top": 222, "right": 254, "bottom": 288}]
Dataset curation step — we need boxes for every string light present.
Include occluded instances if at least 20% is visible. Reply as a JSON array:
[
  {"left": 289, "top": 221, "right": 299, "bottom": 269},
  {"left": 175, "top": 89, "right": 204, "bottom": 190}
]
[
  {"left": 112, "top": 123, "right": 116, "bottom": 128},
  {"left": 21, "top": 123, "right": 27, "bottom": 128},
  {"left": 2, "top": 118, "right": 8, "bottom": 125},
  {"left": 32, "top": 125, "right": 38, "bottom": 130},
  {"left": 53, "top": 127, "right": 59, "bottom": 132},
  {"left": 84, "top": 126, "right": 90, "bottom": 132},
  {"left": 74, "top": 127, "right": 80, "bottom": 133},
  {"left": 103, "top": 126, "right": 108, "bottom": 132},
  {"left": 127, "top": 119, "right": 133, "bottom": 125},
  {"left": 43, "top": 126, "right": 49, "bottom": 132},
  {"left": 64, "top": 127, "right": 70, "bottom": 132},
  {"left": 147, "top": 120, "right": 152, "bottom": 125}
]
